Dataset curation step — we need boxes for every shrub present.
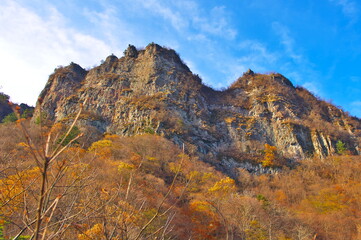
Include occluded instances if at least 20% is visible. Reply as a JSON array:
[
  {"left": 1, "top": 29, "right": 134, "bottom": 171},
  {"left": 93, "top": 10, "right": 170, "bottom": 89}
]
[
  {"left": 0, "top": 92, "right": 9, "bottom": 103},
  {"left": 57, "top": 126, "right": 81, "bottom": 146},
  {"left": 336, "top": 140, "right": 346, "bottom": 155},
  {"left": 1, "top": 112, "right": 17, "bottom": 123},
  {"left": 261, "top": 144, "right": 278, "bottom": 167}
]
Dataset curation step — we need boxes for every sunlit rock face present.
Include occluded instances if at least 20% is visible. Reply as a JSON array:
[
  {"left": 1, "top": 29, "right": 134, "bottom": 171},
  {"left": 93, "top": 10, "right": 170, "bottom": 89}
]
[{"left": 35, "top": 43, "right": 361, "bottom": 166}]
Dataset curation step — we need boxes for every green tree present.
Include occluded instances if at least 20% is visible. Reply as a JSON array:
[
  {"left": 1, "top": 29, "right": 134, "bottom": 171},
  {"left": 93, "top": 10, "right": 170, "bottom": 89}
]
[
  {"left": 57, "top": 126, "right": 81, "bottom": 146},
  {"left": 1, "top": 112, "right": 17, "bottom": 123},
  {"left": 0, "top": 92, "right": 9, "bottom": 103},
  {"left": 336, "top": 140, "right": 346, "bottom": 155}
]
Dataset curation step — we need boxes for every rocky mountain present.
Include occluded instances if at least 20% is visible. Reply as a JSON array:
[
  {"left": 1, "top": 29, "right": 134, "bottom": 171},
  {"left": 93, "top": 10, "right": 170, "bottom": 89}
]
[{"left": 34, "top": 43, "right": 361, "bottom": 169}]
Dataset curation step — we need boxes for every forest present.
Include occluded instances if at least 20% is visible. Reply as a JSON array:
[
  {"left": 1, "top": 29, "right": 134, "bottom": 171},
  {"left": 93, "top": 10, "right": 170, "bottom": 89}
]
[{"left": 1, "top": 106, "right": 361, "bottom": 240}]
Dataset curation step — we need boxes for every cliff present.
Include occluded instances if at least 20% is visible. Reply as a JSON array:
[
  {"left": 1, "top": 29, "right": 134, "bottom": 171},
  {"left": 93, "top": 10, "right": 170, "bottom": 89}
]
[{"left": 34, "top": 43, "right": 361, "bottom": 169}]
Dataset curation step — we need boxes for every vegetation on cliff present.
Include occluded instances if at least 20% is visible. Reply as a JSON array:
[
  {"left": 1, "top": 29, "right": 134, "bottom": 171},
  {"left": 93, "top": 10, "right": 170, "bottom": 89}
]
[
  {"left": 1, "top": 43, "right": 361, "bottom": 239},
  {"left": 34, "top": 43, "right": 361, "bottom": 164},
  {"left": 1, "top": 115, "right": 361, "bottom": 239}
]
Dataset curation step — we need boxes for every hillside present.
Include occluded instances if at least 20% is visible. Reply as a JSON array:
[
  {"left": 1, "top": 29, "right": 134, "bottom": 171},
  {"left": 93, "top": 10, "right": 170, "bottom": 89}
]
[
  {"left": 2, "top": 43, "right": 361, "bottom": 239},
  {"left": 35, "top": 43, "right": 361, "bottom": 170},
  {"left": 0, "top": 92, "right": 34, "bottom": 123},
  {"left": 0, "top": 92, "right": 12, "bottom": 121},
  {"left": 1, "top": 120, "right": 361, "bottom": 239}
]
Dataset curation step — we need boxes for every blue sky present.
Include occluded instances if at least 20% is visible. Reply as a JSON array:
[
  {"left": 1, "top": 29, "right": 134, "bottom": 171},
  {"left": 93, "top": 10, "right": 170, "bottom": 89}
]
[{"left": 0, "top": 0, "right": 361, "bottom": 117}]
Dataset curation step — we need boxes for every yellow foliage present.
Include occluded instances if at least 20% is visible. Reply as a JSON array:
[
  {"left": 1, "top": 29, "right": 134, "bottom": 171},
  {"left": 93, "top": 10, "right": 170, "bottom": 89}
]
[
  {"left": 146, "top": 156, "right": 157, "bottom": 161},
  {"left": 188, "top": 200, "right": 220, "bottom": 239},
  {"left": 78, "top": 223, "right": 104, "bottom": 240},
  {"left": 169, "top": 162, "right": 182, "bottom": 174},
  {"left": 104, "top": 134, "right": 120, "bottom": 140},
  {"left": 202, "top": 172, "right": 213, "bottom": 182},
  {"left": 224, "top": 117, "right": 236, "bottom": 124},
  {"left": 186, "top": 170, "right": 201, "bottom": 180},
  {"left": 261, "top": 144, "right": 278, "bottom": 167},
  {"left": 118, "top": 161, "right": 135, "bottom": 172},
  {"left": 0, "top": 167, "right": 40, "bottom": 216},
  {"left": 88, "top": 140, "right": 112, "bottom": 151},
  {"left": 308, "top": 187, "right": 348, "bottom": 213},
  {"left": 208, "top": 177, "right": 236, "bottom": 197},
  {"left": 189, "top": 200, "right": 212, "bottom": 213},
  {"left": 277, "top": 236, "right": 293, "bottom": 240},
  {"left": 17, "top": 142, "right": 29, "bottom": 148},
  {"left": 88, "top": 140, "right": 113, "bottom": 158},
  {"left": 49, "top": 122, "right": 64, "bottom": 134}
]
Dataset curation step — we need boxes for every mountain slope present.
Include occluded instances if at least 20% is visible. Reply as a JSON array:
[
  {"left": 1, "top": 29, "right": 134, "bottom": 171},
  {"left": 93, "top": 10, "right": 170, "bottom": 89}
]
[
  {"left": 34, "top": 43, "right": 361, "bottom": 167},
  {"left": 0, "top": 92, "right": 34, "bottom": 122}
]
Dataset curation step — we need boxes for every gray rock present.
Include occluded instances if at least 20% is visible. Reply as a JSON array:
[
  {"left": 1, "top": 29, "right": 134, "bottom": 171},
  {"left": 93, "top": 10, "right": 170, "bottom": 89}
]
[{"left": 34, "top": 43, "right": 361, "bottom": 170}]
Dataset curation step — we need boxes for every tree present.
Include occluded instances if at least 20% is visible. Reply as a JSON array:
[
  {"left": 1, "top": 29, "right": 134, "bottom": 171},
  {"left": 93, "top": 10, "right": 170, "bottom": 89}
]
[
  {"left": 1, "top": 112, "right": 17, "bottom": 123},
  {"left": 261, "top": 144, "right": 278, "bottom": 167},
  {"left": 0, "top": 92, "right": 9, "bottom": 103},
  {"left": 2, "top": 100, "right": 87, "bottom": 240},
  {"left": 336, "top": 140, "right": 346, "bottom": 155}
]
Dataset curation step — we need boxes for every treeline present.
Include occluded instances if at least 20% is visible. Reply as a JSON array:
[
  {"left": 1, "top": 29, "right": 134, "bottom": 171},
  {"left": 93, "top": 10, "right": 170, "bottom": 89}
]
[
  {"left": 1, "top": 118, "right": 361, "bottom": 239},
  {"left": 0, "top": 92, "right": 34, "bottom": 123}
]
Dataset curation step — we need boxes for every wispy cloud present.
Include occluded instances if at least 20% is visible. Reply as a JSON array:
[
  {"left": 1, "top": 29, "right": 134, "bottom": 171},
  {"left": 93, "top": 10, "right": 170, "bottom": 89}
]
[
  {"left": 192, "top": 6, "right": 237, "bottom": 40},
  {"left": 82, "top": 4, "right": 141, "bottom": 49},
  {"left": 138, "top": 0, "right": 189, "bottom": 31},
  {"left": 270, "top": 21, "right": 326, "bottom": 98},
  {"left": 238, "top": 40, "right": 278, "bottom": 65},
  {"left": 329, "top": 0, "right": 359, "bottom": 23},
  {"left": 0, "top": 0, "right": 113, "bottom": 105},
  {"left": 272, "top": 22, "right": 303, "bottom": 63},
  {"left": 302, "top": 81, "right": 324, "bottom": 97},
  {"left": 130, "top": 0, "right": 237, "bottom": 40}
]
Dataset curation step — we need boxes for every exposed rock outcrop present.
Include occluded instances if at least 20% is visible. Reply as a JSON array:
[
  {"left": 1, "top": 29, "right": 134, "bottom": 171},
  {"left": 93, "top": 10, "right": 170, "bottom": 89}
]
[{"left": 34, "top": 43, "right": 361, "bottom": 169}]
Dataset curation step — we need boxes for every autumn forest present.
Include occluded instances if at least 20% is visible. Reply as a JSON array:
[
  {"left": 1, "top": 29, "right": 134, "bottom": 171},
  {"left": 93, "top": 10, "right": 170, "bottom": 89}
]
[{"left": 1, "top": 107, "right": 361, "bottom": 240}]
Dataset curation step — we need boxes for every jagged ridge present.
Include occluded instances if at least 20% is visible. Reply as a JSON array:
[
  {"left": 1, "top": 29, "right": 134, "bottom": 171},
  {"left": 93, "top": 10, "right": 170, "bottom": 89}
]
[{"left": 35, "top": 43, "right": 361, "bottom": 170}]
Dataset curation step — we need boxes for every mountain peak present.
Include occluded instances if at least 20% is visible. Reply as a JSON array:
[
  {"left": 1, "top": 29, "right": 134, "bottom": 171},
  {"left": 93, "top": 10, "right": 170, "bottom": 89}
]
[
  {"left": 34, "top": 43, "right": 361, "bottom": 171},
  {"left": 124, "top": 44, "right": 138, "bottom": 58},
  {"left": 244, "top": 68, "right": 254, "bottom": 76}
]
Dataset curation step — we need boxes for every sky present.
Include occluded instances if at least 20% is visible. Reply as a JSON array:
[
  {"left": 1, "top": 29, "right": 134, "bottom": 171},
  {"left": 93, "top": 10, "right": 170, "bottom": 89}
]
[{"left": 0, "top": 0, "right": 361, "bottom": 117}]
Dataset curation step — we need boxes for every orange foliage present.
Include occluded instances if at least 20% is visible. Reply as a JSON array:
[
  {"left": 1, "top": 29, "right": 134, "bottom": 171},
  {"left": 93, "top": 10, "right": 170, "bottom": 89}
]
[
  {"left": 261, "top": 144, "right": 278, "bottom": 167},
  {"left": 1, "top": 121, "right": 361, "bottom": 239}
]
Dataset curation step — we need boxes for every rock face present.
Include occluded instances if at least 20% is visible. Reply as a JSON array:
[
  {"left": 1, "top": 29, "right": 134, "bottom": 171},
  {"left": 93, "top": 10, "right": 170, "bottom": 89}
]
[{"left": 35, "top": 43, "right": 361, "bottom": 165}]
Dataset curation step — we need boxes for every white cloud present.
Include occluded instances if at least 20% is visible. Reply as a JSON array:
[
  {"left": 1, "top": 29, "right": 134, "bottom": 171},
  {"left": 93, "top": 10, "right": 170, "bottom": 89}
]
[
  {"left": 134, "top": 0, "right": 189, "bottom": 31},
  {"left": 271, "top": 22, "right": 323, "bottom": 91},
  {"left": 192, "top": 6, "right": 237, "bottom": 40},
  {"left": 0, "top": 0, "right": 240, "bottom": 105},
  {"left": 238, "top": 40, "right": 278, "bottom": 65},
  {"left": 329, "top": 0, "right": 359, "bottom": 23},
  {"left": 302, "top": 81, "right": 324, "bottom": 97},
  {"left": 0, "top": 0, "right": 114, "bottom": 105},
  {"left": 131, "top": 0, "right": 236, "bottom": 40},
  {"left": 272, "top": 22, "right": 303, "bottom": 63}
]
